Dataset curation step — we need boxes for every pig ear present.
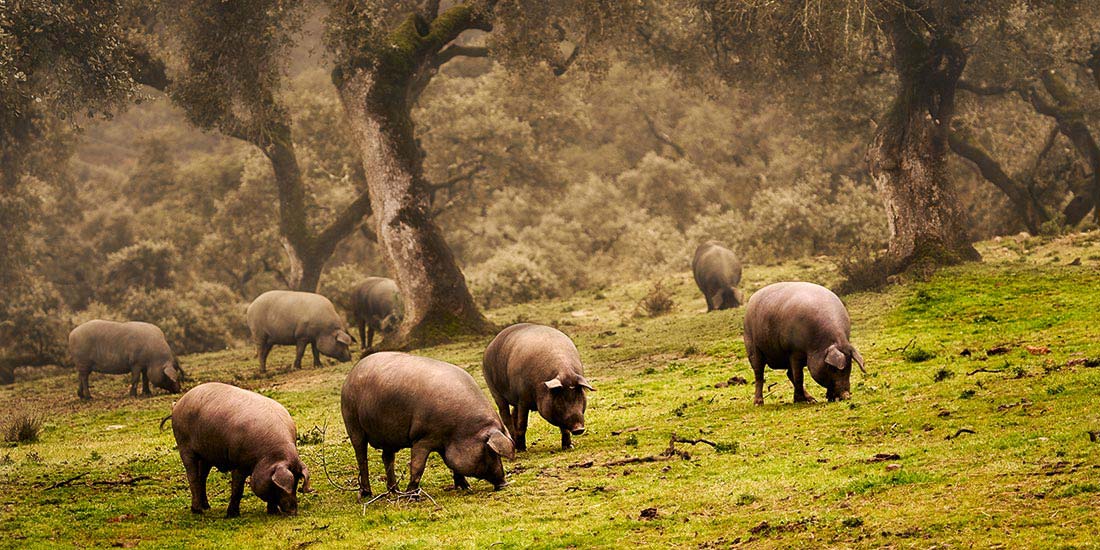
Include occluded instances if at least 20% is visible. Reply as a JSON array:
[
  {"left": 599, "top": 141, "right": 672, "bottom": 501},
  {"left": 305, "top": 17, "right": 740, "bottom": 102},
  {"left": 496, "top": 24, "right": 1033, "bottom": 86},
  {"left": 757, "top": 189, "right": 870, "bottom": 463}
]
[
  {"left": 852, "top": 348, "right": 867, "bottom": 374},
  {"left": 272, "top": 464, "right": 296, "bottom": 494},
  {"left": 486, "top": 429, "right": 515, "bottom": 460},
  {"left": 733, "top": 288, "right": 744, "bottom": 306},
  {"left": 577, "top": 376, "right": 595, "bottom": 391},
  {"left": 825, "top": 345, "right": 847, "bottom": 369},
  {"left": 544, "top": 378, "right": 563, "bottom": 391},
  {"left": 164, "top": 361, "right": 179, "bottom": 381},
  {"left": 336, "top": 331, "right": 353, "bottom": 345},
  {"left": 300, "top": 465, "right": 314, "bottom": 494}
]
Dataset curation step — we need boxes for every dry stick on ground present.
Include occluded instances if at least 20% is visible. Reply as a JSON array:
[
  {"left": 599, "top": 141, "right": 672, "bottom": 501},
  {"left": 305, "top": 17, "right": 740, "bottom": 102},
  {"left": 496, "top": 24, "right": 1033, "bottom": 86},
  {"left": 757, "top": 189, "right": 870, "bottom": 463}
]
[
  {"left": 887, "top": 337, "right": 916, "bottom": 353},
  {"left": 45, "top": 473, "right": 88, "bottom": 490},
  {"left": 968, "top": 368, "right": 1005, "bottom": 376},
  {"left": 362, "top": 488, "right": 441, "bottom": 514},
  {"left": 318, "top": 419, "right": 359, "bottom": 493},
  {"left": 582, "top": 435, "right": 718, "bottom": 468}
]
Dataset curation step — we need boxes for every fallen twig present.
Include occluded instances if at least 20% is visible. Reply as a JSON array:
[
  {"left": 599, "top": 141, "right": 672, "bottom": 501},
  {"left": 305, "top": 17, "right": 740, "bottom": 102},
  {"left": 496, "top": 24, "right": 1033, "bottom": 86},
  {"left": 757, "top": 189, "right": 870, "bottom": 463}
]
[
  {"left": 45, "top": 473, "right": 88, "bottom": 490},
  {"left": 610, "top": 426, "right": 649, "bottom": 436},
  {"left": 361, "top": 488, "right": 441, "bottom": 513},
  {"left": 669, "top": 435, "right": 719, "bottom": 449},
  {"left": 946, "top": 428, "right": 976, "bottom": 440},
  {"left": 968, "top": 368, "right": 1004, "bottom": 376},
  {"left": 887, "top": 337, "right": 916, "bottom": 353},
  {"left": 318, "top": 419, "right": 359, "bottom": 493}
]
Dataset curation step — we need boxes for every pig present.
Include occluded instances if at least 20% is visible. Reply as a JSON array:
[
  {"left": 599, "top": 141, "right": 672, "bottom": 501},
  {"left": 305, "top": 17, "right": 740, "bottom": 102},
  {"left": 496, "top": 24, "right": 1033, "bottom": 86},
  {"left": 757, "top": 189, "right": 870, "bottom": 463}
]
[
  {"left": 349, "top": 277, "right": 403, "bottom": 350},
  {"left": 692, "top": 241, "right": 744, "bottom": 311},
  {"left": 742, "top": 282, "right": 866, "bottom": 404},
  {"left": 340, "top": 352, "right": 515, "bottom": 496},
  {"left": 482, "top": 323, "right": 594, "bottom": 451},
  {"left": 246, "top": 290, "right": 354, "bottom": 371},
  {"left": 68, "top": 319, "right": 183, "bottom": 400},
  {"left": 169, "top": 382, "right": 312, "bottom": 517}
]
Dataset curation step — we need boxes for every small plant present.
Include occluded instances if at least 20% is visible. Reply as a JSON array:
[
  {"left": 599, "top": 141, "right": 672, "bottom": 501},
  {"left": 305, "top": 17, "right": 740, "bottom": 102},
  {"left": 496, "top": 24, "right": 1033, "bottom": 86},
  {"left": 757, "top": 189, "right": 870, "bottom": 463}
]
[
  {"left": 841, "top": 517, "right": 864, "bottom": 528},
  {"left": 624, "top": 434, "right": 639, "bottom": 447},
  {"left": 959, "top": 389, "right": 976, "bottom": 399},
  {"left": 3, "top": 411, "right": 43, "bottom": 444},
  {"left": 643, "top": 367, "right": 657, "bottom": 375},
  {"left": 1046, "top": 385, "right": 1066, "bottom": 396},
  {"left": 714, "top": 441, "right": 739, "bottom": 454},
  {"left": 296, "top": 426, "right": 324, "bottom": 446},
  {"left": 903, "top": 346, "right": 936, "bottom": 363},
  {"left": 933, "top": 368, "right": 954, "bottom": 382},
  {"left": 735, "top": 493, "right": 758, "bottom": 506},
  {"left": 683, "top": 344, "right": 698, "bottom": 356},
  {"left": 671, "top": 403, "right": 688, "bottom": 417},
  {"left": 636, "top": 280, "right": 674, "bottom": 318}
]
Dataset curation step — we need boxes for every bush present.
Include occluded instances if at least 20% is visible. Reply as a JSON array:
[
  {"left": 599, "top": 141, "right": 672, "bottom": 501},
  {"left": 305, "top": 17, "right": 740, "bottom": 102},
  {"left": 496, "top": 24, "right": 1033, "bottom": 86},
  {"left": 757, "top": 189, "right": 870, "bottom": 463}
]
[
  {"left": 0, "top": 277, "right": 69, "bottom": 364},
  {"left": 469, "top": 244, "right": 561, "bottom": 309},
  {"left": 113, "top": 282, "right": 244, "bottom": 354},
  {"left": 3, "top": 411, "right": 43, "bottom": 444},
  {"left": 636, "top": 280, "right": 675, "bottom": 317},
  {"left": 102, "top": 240, "right": 179, "bottom": 304}
]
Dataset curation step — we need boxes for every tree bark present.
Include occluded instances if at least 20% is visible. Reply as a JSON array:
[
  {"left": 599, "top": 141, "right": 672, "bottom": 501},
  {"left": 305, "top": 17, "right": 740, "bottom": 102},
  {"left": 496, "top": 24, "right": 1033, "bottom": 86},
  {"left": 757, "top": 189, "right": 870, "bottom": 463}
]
[
  {"left": 947, "top": 131, "right": 1049, "bottom": 233},
  {"left": 1029, "top": 71, "right": 1100, "bottom": 225},
  {"left": 333, "top": 7, "right": 492, "bottom": 347},
  {"left": 867, "top": 13, "right": 980, "bottom": 274}
]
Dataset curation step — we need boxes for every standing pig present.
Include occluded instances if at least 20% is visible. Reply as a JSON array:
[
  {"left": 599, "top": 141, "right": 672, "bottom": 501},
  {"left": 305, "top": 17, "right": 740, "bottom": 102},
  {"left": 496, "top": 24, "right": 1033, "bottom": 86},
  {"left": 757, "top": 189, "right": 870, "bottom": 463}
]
[
  {"left": 68, "top": 320, "right": 183, "bottom": 400},
  {"left": 169, "top": 382, "right": 312, "bottom": 517},
  {"left": 349, "top": 277, "right": 403, "bottom": 350},
  {"left": 743, "top": 282, "right": 866, "bottom": 404},
  {"left": 341, "top": 352, "right": 514, "bottom": 496},
  {"left": 482, "top": 324, "right": 594, "bottom": 451},
  {"left": 246, "top": 290, "right": 354, "bottom": 372},
  {"left": 692, "top": 241, "right": 744, "bottom": 311}
]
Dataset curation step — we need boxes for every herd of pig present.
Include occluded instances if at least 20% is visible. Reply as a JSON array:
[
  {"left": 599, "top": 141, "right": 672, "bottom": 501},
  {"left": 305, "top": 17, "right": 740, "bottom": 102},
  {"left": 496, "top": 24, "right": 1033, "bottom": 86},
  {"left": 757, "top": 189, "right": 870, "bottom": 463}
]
[{"left": 63, "top": 241, "right": 865, "bottom": 517}]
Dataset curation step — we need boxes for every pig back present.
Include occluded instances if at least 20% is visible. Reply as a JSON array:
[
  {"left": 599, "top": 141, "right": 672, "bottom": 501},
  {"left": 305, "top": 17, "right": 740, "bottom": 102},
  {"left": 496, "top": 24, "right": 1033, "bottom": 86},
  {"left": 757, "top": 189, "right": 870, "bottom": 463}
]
[
  {"left": 68, "top": 320, "right": 173, "bottom": 375},
  {"left": 172, "top": 382, "right": 297, "bottom": 471},
  {"left": 744, "top": 282, "right": 850, "bottom": 354},
  {"left": 693, "top": 241, "right": 742, "bottom": 289},
  {"left": 351, "top": 278, "right": 398, "bottom": 322},
  {"left": 342, "top": 352, "right": 499, "bottom": 450},
  {"left": 248, "top": 290, "right": 343, "bottom": 344},
  {"left": 483, "top": 324, "right": 583, "bottom": 404}
]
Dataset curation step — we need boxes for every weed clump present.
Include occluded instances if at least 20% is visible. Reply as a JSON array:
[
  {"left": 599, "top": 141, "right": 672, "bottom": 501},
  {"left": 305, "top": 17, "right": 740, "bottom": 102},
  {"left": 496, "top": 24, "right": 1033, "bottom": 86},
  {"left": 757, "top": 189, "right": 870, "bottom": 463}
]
[
  {"left": 3, "top": 411, "right": 43, "bottom": 444},
  {"left": 904, "top": 346, "right": 936, "bottom": 363},
  {"left": 636, "top": 281, "right": 674, "bottom": 317},
  {"left": 933, "top": 368, "right": 954, "bottom": 382},
  {"left": 735, "top": 493, "right": 758, "bottom": 506}
]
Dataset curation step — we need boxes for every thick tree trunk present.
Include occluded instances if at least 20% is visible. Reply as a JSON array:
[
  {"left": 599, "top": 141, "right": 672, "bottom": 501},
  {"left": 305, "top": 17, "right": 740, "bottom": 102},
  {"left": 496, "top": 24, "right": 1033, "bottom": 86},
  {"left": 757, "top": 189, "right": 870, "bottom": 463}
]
[
  {"left": 337, "top": 71, "right": 490, "bottom": 347},
  {"left": 867, "top": 17, "right": 980, "bottom": 274},
  {"left": 948, "top": 132, "right": 1049, "bottom": 233}
]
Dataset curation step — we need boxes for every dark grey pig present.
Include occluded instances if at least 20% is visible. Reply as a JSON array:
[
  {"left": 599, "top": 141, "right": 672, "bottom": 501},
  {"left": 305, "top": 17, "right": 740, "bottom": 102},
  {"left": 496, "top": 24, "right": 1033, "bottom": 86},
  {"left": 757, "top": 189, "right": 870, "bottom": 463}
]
[
  {"left": 68, "top": 320, "right": 182, "bottom": 400},
  {"left": 482, "top": 324, "right": 594, "bottom": 451},
  {"left": 743, "top": 282, "right": 866, "bottom": 404},
  {"left": 341, "top": 352, "right": 515, "bottom": 496},
  {"left": 246, "top": 290, "right": 354, "bottom": 371},
  {"left": 693, "top": 241, "right": 744, "bottom": 311},
  {"left": 170, "top": 382, "right": 312, "bottom": 517},
  {"left": 350, "top": 277, "right": 403, "bottom": 350}
]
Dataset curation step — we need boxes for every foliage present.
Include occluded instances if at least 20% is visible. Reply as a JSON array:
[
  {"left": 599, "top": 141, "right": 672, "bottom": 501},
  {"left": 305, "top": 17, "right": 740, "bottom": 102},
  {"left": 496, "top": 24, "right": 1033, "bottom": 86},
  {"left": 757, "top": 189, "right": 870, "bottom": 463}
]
[
  {"left": 636, "top": 280, "right": 674, "bottom": 318},
  {"left": 113, "top": 283, "right": 244, "bottom": 355},
  {"left": 2, "top": 411, "right": 42, "bottom": 444}
]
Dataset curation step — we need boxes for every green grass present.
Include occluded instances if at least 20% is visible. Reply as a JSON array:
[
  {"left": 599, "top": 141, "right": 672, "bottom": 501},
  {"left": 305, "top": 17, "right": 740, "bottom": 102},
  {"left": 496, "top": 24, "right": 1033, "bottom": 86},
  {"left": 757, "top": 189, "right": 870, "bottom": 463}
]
[{"left": 4, "top": 232, "right": 1100, "bottom": 548}]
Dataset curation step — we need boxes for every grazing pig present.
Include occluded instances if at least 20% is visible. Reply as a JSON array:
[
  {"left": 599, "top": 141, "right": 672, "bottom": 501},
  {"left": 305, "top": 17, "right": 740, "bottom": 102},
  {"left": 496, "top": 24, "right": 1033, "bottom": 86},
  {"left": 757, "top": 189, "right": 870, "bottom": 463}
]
[
  {"left": 170, "top": 382, "right": 312, "bottom": 517},
  {"left": 68, "top": 320, "right": 183, "bottom": 400},
  {"left": 743, "top": 282, "right": 866, "bottom": 404},
  {"left": 349, "top": 277, "right": 403, "bottom": 350},
  {"left": 246, "top": 290, "right": 354, "bottom": 371},
  {"left": 693, "top": 241, "right": 744, "bottom": 311},
  {"left": 341, "top": 352, "right": 515, "bottom": 496},
  {"left": 482, "top": 324, "right": 594, "bottom": 451}
]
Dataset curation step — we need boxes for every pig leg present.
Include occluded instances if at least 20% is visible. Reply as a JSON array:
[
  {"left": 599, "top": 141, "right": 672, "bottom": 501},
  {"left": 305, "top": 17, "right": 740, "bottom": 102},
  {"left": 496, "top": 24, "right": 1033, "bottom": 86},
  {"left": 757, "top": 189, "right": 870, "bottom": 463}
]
[
  {"left": 367, "top": 326, "right": 375, "bottom": 350},
  {"left": 129, "top": 367, "right": 141, "bottom": 398},
  {"left": 382, "top": 450, "right": 398, "bottom": 492},
  {"left": 514, "top": 405, "right": 530, "bottom": 451},
  {"left": 357, "top": 320, "right": 367, "bottom": 350},
  {"left": 747, "top": 348, "right": 766, "bottom": 406},
  {"left": 310, "top": 342, "right": 322, "bottom": 368},
  {"left": 492, "top": 396, "right": 514, "bottom": 439},
  {"left": 560, "top": 428, "right": 573, "bottom": 450},
  {"left": 197, "top": 461, "right": 212, "bottom": 510},
  {"left": 788, "top": 354, "right": 815, "bottom": 403},
  {"left": 292, "top": 340, "right": 306, "bottom": 370},
  {"left": 348, "top": 430, "right": 373, "bottom": 498},
  {"left": 141, "top": 368, "right": 151, "bottom": 396},
  {"left": 226, "top": 470, "right": 246, "bottom": 518},
  {"left": 257, "top": 340, "right": 272, "bottom": 372},
  {"left": 181, "top": 451, "right": 207, "bottom": 513},
  {"left": 405, "top": 445, "right": 431, "bottom": 492},
  {"left": 451, "top": 472, "right": 470, "bottom": 491},
  {"left": 76, "top": 365, "right": 91, "bottom": 400}
]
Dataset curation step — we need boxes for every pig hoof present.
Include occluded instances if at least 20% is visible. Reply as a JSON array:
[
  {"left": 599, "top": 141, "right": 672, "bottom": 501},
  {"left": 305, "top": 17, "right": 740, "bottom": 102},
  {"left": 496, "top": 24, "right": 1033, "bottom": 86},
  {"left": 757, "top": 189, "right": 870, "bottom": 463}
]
[
  {"left": 562, "top": 444, "right": 575, "bottom": 450},
  {"left": 753, "top": 398, "right": 764, "bottom": 406}
]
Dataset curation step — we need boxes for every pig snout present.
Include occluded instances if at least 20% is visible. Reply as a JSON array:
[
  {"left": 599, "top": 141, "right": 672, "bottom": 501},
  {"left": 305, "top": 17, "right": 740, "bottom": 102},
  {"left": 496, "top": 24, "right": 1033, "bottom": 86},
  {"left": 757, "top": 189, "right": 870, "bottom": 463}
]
[{"left": 570, "top": 425, "right": 586, "bottom": 436}]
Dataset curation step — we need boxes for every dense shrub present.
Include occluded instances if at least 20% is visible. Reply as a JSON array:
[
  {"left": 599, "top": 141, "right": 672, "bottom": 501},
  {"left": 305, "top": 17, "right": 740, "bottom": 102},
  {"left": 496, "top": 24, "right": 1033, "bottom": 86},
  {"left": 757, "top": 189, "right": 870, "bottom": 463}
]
[
  {"left": 0, "top": 277, "right": 69, "bottom": 364},
  {"left": 113, "top": 282, "right": 244, "bottom": 354},
  {"left": 2, "top": 411, "right": 43, "bottom": 444},
  {"left": 102, "top": 240, "right": 179, "bottom": 304},
  {"left": 469, "top": 244, "right": 561, "bottom": 308}
]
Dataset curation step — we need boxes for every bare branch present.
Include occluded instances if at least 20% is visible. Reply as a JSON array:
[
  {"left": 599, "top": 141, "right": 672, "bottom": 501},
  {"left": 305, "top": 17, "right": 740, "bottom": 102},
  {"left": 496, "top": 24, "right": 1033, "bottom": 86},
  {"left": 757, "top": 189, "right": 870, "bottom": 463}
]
[
  {"left": 636, "top": 103, "right": 685, "bottom": 158},
  {"left": 957, "top": 79, "right": 1013, "bottom": 96},
  {"left": 432, "top": 44, "right": 490, "bottom": 69}
]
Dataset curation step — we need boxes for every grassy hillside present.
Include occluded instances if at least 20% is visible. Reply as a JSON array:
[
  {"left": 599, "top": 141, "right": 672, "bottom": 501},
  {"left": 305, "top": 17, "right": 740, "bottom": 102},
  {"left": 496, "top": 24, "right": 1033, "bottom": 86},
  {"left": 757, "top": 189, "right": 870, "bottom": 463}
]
[{"left": 2, "top": 232, "right": 1100, "bottom": 549}]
